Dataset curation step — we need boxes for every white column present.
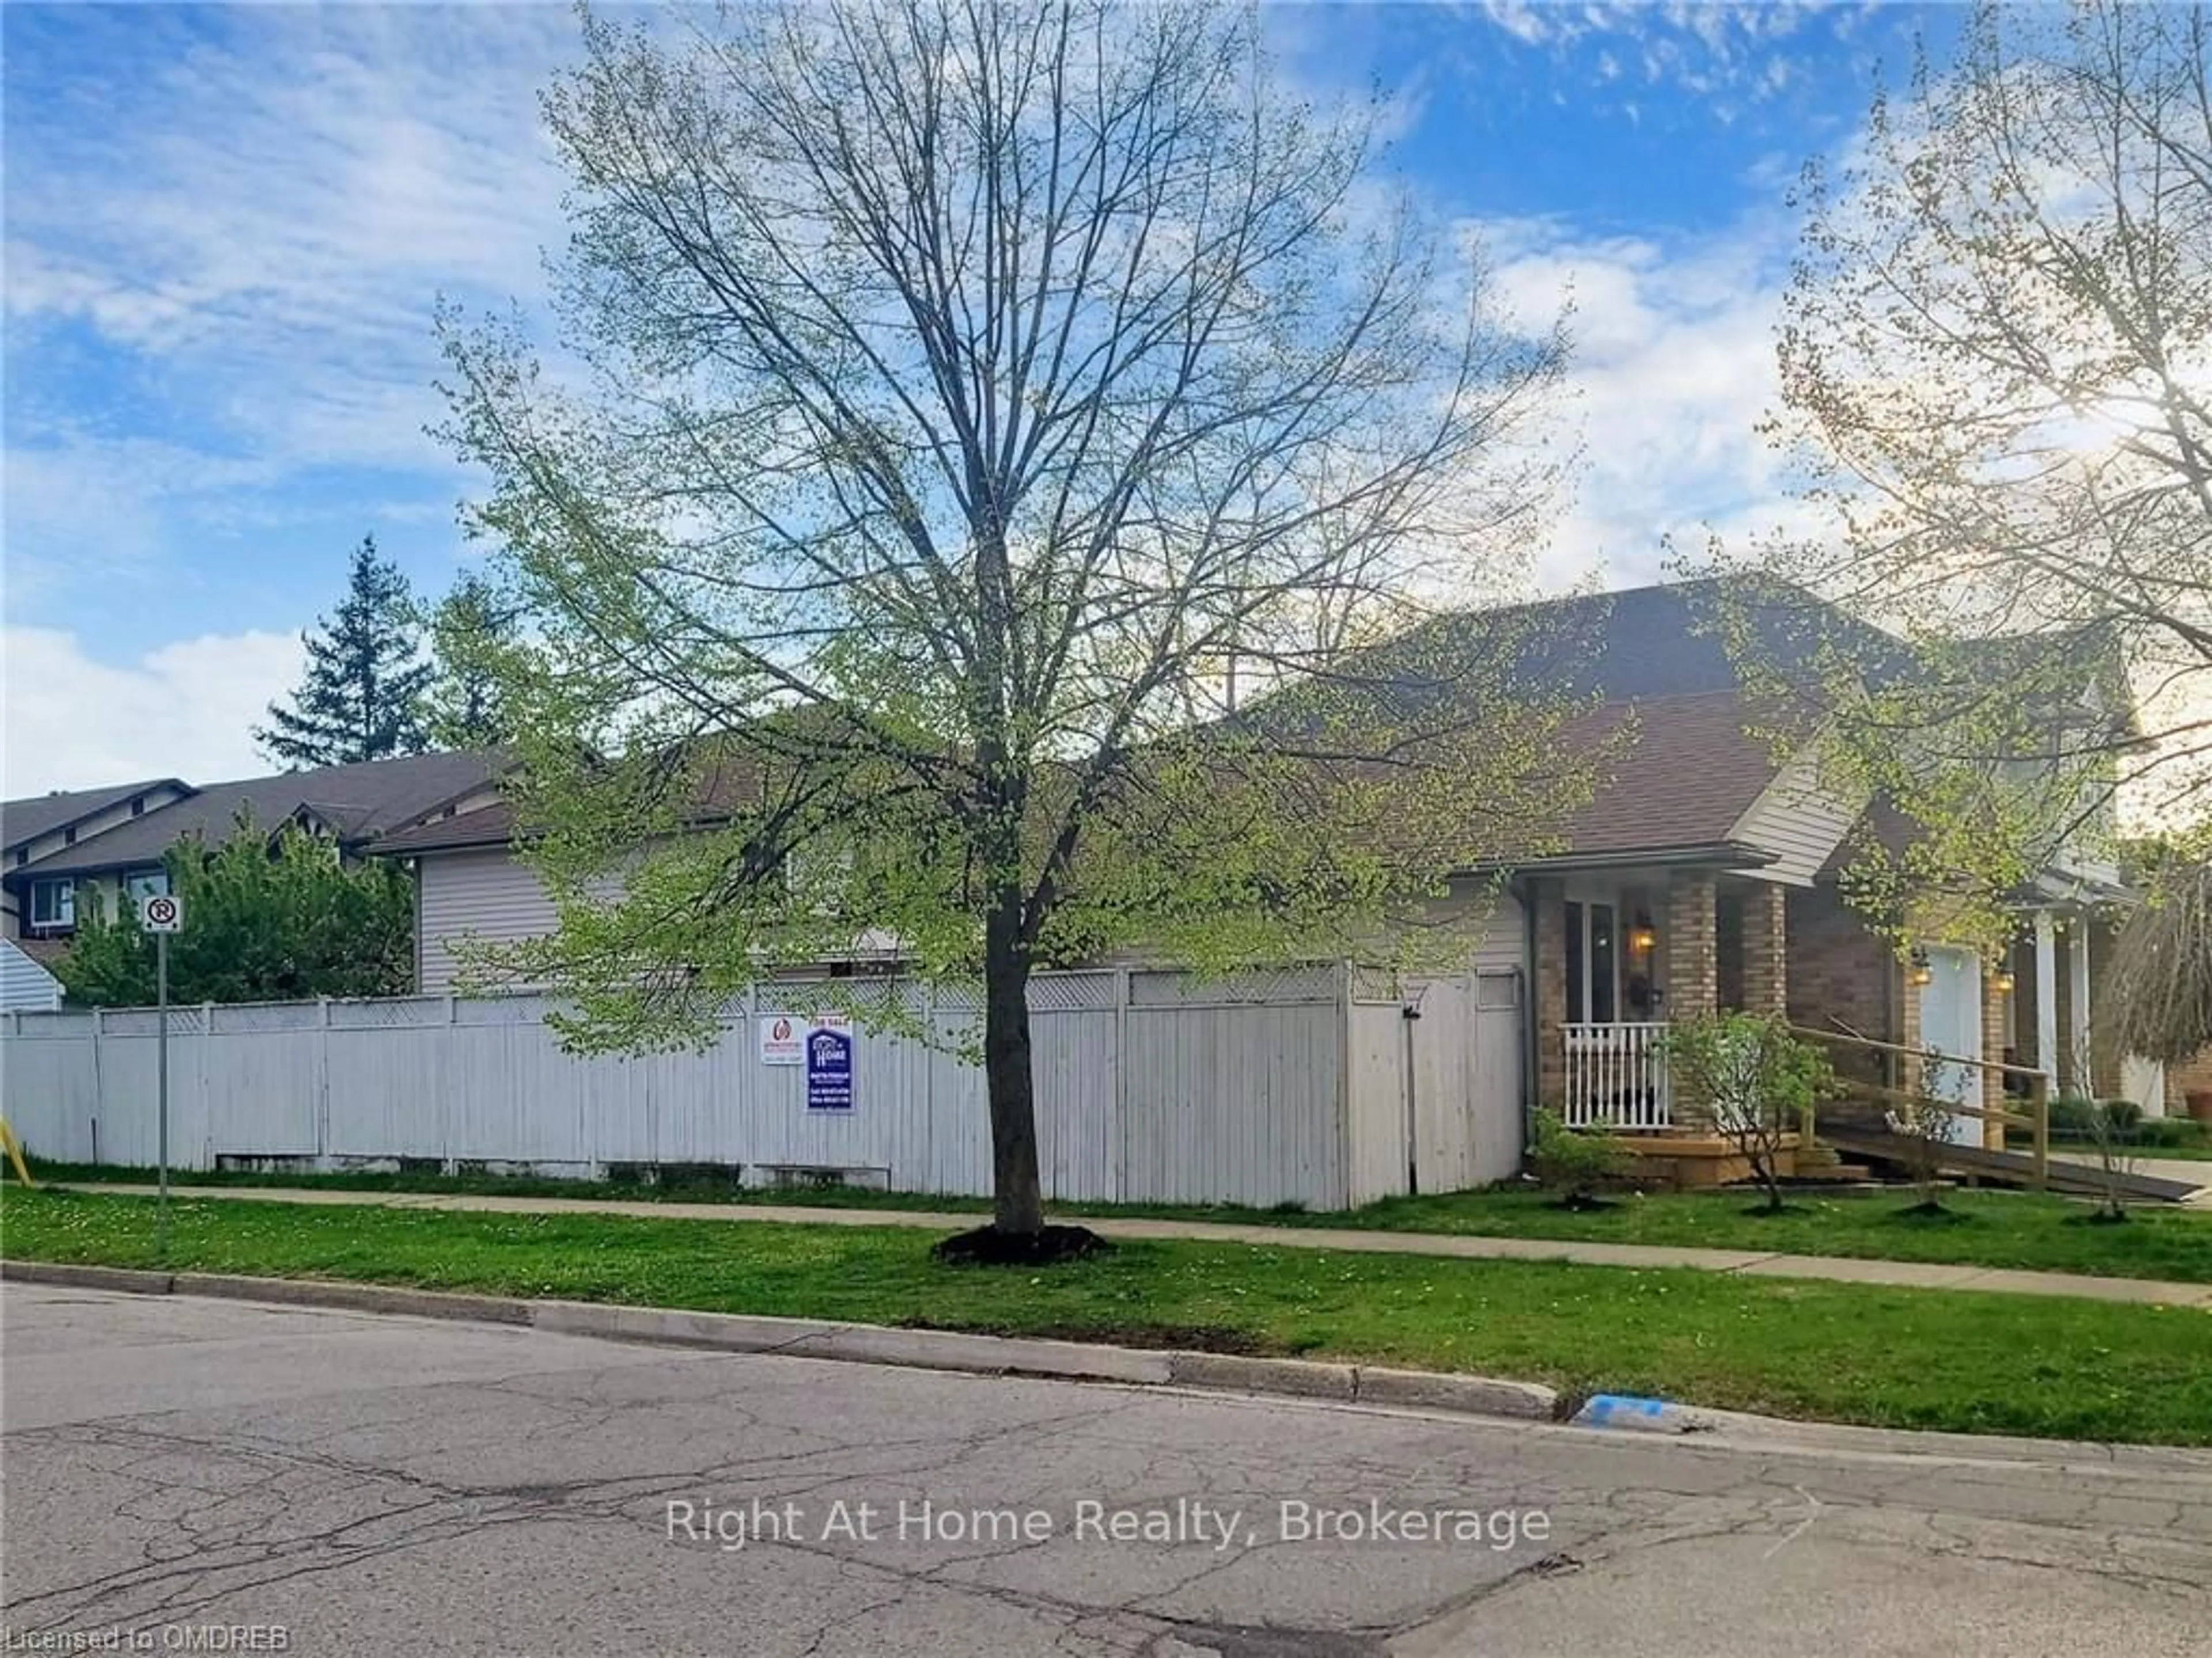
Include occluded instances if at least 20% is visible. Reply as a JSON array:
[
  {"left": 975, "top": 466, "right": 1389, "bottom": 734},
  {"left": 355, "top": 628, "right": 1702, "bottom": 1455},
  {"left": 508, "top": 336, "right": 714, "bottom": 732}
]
[
  {"left": 2067, "top": 918, "right": 2093, "bottom": 1095},
  {"left": 2033, "top": 910, "right": 2059, "bottom": 1088}
]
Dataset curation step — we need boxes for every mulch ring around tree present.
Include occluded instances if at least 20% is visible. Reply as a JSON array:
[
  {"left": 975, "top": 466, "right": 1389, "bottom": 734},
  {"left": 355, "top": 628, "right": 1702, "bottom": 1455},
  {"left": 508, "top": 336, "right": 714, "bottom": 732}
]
[{"left": 929, "top": 1222, "right": 1112, "bottom": 1266}]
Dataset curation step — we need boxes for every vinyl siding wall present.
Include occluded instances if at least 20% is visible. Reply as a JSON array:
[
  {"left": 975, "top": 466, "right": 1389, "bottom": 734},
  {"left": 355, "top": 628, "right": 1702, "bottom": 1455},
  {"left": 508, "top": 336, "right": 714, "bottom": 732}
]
[
  {"left": 1727, "top": 752, "right": 1859, "bottom": 887},
  {"left": 415, "top": 848, "right": 560, "bottom": 995},
  {"left": 0, "top": 942, "right": 62, "bottom": 1011}
]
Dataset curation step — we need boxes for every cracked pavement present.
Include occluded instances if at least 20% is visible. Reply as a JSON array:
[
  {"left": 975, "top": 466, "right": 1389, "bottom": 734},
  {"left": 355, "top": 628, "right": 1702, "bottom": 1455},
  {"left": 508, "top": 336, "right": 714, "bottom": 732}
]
[{"left": 3, "top": 1285, "right": 2209, "bottom": 1656}]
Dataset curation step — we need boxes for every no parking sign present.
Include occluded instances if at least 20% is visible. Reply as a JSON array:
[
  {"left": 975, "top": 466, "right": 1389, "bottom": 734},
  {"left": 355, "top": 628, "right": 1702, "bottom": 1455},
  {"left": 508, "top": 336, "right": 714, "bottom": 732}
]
[{"left": 140, "top": 893, "right": 183, "bottom": 932}]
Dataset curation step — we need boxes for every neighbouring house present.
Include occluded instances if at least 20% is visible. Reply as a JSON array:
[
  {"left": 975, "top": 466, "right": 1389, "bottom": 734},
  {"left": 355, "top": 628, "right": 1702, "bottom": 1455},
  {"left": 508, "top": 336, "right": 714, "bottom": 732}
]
[
  {"left": 0, "top": 751, "right": 509, "bottom": 968},
  {"left": 0, "top": 938, "right": 64, "bottom": 1011},
  {"left": 369, "top": 801, "right": 554, "bottom": 993},
  {"left": 1, "top": 777, "right": 194, "bottom": 955},
  {"left": 366, "top": 578, "right": 2154, "bottom": 1177}
]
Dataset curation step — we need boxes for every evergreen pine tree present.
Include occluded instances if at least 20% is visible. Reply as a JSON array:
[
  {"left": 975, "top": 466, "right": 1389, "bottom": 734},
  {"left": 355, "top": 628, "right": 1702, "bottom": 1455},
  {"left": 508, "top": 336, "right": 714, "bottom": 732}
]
[
  {"left": 255, "top": 536, "right": 433, "bottom": 769},
  {"left": 423, "top": 571, "right": 517, "bottom": 749}
]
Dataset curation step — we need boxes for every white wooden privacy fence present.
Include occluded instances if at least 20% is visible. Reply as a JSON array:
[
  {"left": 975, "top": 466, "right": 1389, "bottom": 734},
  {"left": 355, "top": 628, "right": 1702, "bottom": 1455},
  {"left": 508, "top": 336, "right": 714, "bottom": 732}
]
[{"left": 0, "top": 966, "right": 1525, "bottom": 1210}]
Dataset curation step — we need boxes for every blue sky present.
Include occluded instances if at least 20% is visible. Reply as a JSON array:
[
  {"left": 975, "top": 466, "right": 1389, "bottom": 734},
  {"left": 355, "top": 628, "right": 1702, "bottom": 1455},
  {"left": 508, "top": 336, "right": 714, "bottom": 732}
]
[{"left": 2, "top": 1, "right": 1957, "bottom": 795}]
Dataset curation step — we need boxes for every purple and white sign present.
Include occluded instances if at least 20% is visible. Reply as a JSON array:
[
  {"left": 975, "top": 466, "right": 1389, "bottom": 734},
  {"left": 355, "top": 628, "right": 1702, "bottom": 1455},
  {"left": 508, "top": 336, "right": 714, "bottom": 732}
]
[{"left": 806, "top": 1018, "right": 854, "bottom": 1112}]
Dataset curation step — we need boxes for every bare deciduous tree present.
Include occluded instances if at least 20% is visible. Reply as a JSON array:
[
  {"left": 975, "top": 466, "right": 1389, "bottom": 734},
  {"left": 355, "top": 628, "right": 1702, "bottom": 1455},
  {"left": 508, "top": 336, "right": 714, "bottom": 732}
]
[
  {"left": 1727, "top": 0, "right": 2211, "bottom": 945},
  {"left": 2109, "top": 855, "right": 2212, "bottom": 1064},
  {"left": 1887, "top": 1051, "right": 1962, "bottom": 1216},
  {"left": 438, "top": 0, "right": 1584, "bottom": 1251}
]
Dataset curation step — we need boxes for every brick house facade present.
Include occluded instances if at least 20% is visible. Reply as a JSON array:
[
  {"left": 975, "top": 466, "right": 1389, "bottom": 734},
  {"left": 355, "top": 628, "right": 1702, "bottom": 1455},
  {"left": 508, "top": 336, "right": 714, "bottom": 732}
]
[{"left": 1491, "top": 582, "right": 2138, "bottom": 1149}]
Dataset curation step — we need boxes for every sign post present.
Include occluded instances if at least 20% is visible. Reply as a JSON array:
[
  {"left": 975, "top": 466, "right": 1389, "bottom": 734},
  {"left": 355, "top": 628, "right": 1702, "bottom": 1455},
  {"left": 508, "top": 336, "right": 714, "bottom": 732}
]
[{"left": 140, "top": 893, "right": 183, "bottom": 1255}]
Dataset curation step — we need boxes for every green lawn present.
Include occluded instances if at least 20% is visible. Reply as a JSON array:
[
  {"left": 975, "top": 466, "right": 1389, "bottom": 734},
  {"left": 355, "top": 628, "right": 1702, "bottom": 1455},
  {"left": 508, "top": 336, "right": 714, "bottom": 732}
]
[
  {"left": 5, "top": 1187, "right": 2210, "bottom": 1445},
  {"left": 1321, "top": 1187, "right": 2212, "bottom": 1283},
  {"left": 23, "top": 1158, "right": 2212, "bottom": 1284}
]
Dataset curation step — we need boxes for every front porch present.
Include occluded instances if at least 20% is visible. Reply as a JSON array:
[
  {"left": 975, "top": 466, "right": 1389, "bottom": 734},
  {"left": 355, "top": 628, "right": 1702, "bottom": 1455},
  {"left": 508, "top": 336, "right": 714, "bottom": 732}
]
[
  {"left": 1532, "top": 866, "right": 2127, "bottom": 1185},
  {"left": 1536, "top": 867, "right": 1790, "bottom": 1135}
]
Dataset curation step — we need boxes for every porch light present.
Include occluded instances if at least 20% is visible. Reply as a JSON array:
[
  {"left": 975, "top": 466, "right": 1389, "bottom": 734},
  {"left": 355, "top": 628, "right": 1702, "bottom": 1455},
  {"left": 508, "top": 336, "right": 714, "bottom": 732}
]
[
  {"left": 1627, "top": 914, "right": 1658, "bottom": 954},
  {"left": 1908, "top": 949, "right": 1934, "bottom": 988},
  {"left": 1994, "top": 968, "right": 2017, "bottom": 994}
]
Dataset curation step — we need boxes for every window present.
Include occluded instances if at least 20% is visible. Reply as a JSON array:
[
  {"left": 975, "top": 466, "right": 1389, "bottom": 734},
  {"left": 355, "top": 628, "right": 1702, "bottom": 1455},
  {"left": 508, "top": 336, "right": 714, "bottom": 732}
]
[
  {"left": 1715, "top": 889, "right": 1747, "bottom": 1011},
  {"left": 29, "top": 878, "right": 74, "bottom": 930},
  {"left": 1589, "top": 902, "right": 1618, "bottom": 1023},
  {"left": 63, "top": 826, "right": 77, "bottom": 846},
  {"left": 125, "top": 868, "right": 172, "bottom": 908},
  {"left": 1565, "top": 901, "right": 1585, "bottom": 1022},
  {"left": 1563, "top": 898, "right": 1618, "bottom": 1025}
]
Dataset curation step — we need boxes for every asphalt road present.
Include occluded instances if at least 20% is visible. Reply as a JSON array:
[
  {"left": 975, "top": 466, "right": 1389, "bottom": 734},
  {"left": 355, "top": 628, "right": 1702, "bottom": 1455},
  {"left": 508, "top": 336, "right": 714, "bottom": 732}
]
[{"left": 3, "top": 1285, "right": 2209, "bottom": 1657}]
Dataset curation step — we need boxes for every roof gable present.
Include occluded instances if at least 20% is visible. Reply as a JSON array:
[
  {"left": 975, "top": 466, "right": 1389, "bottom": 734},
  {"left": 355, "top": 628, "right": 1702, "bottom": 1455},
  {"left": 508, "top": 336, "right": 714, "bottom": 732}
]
[
  {"left": 10, "top": 750, "right": 507, "bottom": 877},
  {"left": 1368, "top": 575, "right": 1911, "bottom": 706},
  {"left": 1, "top": 779, "right": 190, "bottom": 854}
]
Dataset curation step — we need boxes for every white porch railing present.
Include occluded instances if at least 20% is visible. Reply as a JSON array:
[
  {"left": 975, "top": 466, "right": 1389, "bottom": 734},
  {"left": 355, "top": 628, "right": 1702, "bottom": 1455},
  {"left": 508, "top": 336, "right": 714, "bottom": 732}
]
[{"left": 1562, "top": 1022, "right": 1672, "bottom": 1129}]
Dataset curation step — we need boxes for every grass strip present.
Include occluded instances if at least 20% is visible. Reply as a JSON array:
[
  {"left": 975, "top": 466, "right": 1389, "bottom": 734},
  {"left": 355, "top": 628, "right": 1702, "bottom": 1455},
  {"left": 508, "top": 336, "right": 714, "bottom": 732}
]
[
  {"left": 5, "top": 1186, "right": 2209, "bottom": 1445},
  {"left": 19, "top": 1160, "right": 2212, "bottom": 1284}
]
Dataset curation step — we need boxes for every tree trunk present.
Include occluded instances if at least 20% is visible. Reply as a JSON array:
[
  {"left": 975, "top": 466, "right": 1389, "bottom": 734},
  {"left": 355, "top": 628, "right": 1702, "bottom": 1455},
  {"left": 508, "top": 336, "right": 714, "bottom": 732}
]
[
  {"left": 983, "top": 893, "right": 1044, "bottom": 1236},
  {"left": 1755, "top": 1129, "right": 1785, "bottom": 1213}
]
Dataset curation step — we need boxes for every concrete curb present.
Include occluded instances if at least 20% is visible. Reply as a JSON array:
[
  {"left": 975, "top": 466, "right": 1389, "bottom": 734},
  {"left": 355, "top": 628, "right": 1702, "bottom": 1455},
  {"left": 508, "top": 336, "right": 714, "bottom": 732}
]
[
  {"left": 1353, "top": 1366, "right": 1560, "bottom": 1421},
  {"left": 530, "top": 1299, "right": 1176, "bottom": 1384},
  {"left": 1167, "top": 1350, "right": 1358, "bottom": 1401},
  {"left": 175, "top": 1272, "right": 531, "bottom": 1325},
  {"left": 1, "top": 1259, "right": 1551, "bottom": 1422},
  {"left": 2, "top": 1260, "right": 177, "bottom": 1296}
]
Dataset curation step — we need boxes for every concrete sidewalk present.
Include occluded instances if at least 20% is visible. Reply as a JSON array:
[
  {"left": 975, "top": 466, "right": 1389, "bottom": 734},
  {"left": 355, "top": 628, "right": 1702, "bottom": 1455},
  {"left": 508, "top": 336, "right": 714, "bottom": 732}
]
[{"left": 39, "top": 1181, "right": 2212, "bottom": 1308}]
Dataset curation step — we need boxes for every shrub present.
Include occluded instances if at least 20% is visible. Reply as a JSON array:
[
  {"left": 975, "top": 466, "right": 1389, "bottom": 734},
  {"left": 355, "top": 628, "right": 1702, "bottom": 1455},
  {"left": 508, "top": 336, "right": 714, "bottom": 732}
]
[
  {"left": 1659, "top": 1012, "right": 1840, "bottom": 1213},
  {"left": 1890, "top": 1078, "right": 1960, "bottom": 1212},
  {"left": 2049, "top": 1097, "right": 2103, "bottom": 1137},
  {"left": 1528, "top": 1108, "right": 1628, "bottom": 1206},
  {"left": 2132, "top": 1117, "right": 2207, "bottom": 1150}
]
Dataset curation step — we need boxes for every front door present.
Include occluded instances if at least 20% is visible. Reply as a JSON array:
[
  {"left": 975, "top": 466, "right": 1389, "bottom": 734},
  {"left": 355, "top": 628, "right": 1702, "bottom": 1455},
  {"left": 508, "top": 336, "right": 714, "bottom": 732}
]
[{"left": 1916, "top": 946, "right": 1983, "bottom": 1144}]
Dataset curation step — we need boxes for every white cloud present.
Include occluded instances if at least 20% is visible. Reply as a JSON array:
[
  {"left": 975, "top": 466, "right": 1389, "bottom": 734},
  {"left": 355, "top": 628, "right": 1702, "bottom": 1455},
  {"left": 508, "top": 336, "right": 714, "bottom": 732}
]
[
  {"left": 1465, "top": 0, "right": 1874, "bottom": 121},
  {"left": 3, "top": 6, "right": 576, "bottom": 602},
  {"left": 1464, "top": 204, "right": 1805, "bottom": 590},
  {"left": 2, "top": 626, "right": 304, "bottom": 796},
  {"left": 2, "top": 434, "right": 290, "bottom": 606}
]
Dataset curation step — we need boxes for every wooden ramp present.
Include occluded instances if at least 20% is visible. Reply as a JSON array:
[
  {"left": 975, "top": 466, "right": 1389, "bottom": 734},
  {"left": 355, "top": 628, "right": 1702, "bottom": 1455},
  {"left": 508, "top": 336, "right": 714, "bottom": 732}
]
[{"left": 1819, "top": 1122, "right": 2204, "bottom": 1204}]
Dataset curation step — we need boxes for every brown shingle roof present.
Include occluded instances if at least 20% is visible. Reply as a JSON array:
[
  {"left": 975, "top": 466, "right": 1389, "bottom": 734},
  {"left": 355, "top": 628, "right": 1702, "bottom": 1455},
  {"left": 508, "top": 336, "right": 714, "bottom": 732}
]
[
  {"left": 1547, "top": 690, "right": 1785, "bottom": 861},
  {"left": 1346, "top": 575, "right": 1911, "bottom": 707},
  {"left": 369, "top": 800, "right": 519, "bottom": 856},
  {"left": 13, "top": 750, "right": 506, "bottom": 876},
  {"left": 2, "top": 778, "right": 188, "bottom": 853},
  {"left": 373, "top": 694, "right": 1791, "bottom": 870},
  {"left": 369, "top": 728, "right": 786, "bottom": 858}
]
